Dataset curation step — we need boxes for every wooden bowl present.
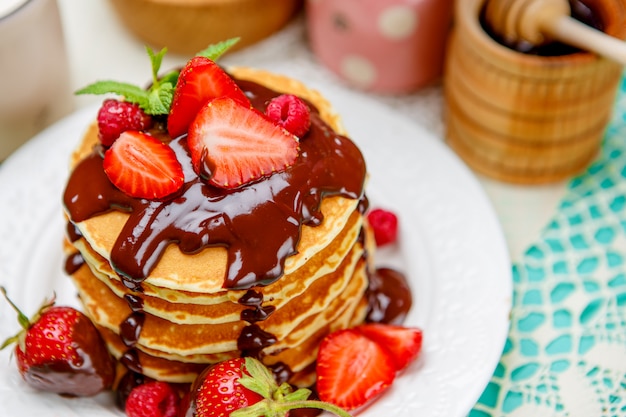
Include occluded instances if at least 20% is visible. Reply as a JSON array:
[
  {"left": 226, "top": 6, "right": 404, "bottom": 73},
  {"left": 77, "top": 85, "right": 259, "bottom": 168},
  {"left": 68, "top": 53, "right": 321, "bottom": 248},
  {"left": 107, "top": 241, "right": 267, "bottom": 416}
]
[
  {"left": 108, "top": 0, "right": 303, "bottom": 55},
  {"left": 444, "top": 0, "right": 626, "bottom": 184}
]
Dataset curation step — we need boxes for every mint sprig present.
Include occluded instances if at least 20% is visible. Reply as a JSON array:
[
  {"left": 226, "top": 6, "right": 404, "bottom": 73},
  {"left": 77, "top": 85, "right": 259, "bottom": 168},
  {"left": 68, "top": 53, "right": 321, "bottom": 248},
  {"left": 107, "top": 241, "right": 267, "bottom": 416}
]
[{"left": 75, "top": 38, "right": 240, "bottom": 116}]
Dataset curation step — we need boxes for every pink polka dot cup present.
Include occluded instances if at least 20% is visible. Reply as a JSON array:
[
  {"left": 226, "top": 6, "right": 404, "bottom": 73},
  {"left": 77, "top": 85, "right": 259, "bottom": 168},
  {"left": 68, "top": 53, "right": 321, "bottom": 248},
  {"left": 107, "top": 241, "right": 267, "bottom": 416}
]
[{"left": 306, "top": 0, "right": 454, "bottom": 94}]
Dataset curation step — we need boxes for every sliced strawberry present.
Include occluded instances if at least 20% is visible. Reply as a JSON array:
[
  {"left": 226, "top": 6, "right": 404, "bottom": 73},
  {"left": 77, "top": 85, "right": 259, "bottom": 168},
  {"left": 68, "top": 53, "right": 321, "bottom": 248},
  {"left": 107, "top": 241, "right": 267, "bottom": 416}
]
[
  {"left": 187, "top": 97, "right": 299, "bottom": 189},
  {"left": 168, "top": 56, "right": 250, "bottom": 139},
  {"left": 103, "top": 131, "right": 184, "bottom": 199},
  {"left": 357, "top": 323, "right": 423, "bottom": 371},
  {"left": 316, "top": 328, "right": 396, "bottom": 410}
]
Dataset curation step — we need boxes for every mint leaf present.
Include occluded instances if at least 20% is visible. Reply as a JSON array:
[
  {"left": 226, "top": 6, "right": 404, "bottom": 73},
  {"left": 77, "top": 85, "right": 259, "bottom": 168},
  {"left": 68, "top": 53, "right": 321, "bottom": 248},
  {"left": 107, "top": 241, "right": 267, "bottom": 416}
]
[
  {"left": 75, "top": 81, "right": 150, "bottom": 107},
  {"left": 196, "top": 37, "right": 240, "bottom": 61},
  {"left": 147, "top": 46, "right": 168, "bottom": 85},
  {"left": 146, "top": 82, "right": 174, "bottom": 115}
]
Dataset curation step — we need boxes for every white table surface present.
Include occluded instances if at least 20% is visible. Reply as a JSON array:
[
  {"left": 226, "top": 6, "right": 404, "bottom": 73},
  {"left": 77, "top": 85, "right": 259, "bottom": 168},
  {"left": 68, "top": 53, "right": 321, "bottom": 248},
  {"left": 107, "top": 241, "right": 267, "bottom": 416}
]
[{"left": 54, "top": 0, "right": 568, "bottom": 262}]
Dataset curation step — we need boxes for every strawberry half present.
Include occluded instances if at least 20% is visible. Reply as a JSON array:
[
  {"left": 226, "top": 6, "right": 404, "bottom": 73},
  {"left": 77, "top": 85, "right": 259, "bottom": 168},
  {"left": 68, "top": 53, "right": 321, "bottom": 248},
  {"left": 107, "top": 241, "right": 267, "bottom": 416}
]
[
  {"left": 187, "top": 97, "right": 299, "bottom": 189},
  {"left": 316, "top": 328, "right": 396, "bottom": 411},
  {"left": 168, "top": 56, "right": 250, "bottom": 139},
  {"left": 1, "top": 288, "right": 115, "bottom": 397},
  {"left": 357, "top": 323, "right": 423, "bottom": 371},
  {"left": 103, "top": 131, "right": 184, "bottom": 199}
]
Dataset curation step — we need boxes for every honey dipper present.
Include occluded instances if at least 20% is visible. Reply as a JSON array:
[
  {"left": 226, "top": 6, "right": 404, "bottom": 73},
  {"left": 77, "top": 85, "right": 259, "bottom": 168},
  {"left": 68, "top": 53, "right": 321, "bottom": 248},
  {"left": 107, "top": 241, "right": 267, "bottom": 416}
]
[{"left": 484, "top": 0, "right": 626, "bottom": 64}]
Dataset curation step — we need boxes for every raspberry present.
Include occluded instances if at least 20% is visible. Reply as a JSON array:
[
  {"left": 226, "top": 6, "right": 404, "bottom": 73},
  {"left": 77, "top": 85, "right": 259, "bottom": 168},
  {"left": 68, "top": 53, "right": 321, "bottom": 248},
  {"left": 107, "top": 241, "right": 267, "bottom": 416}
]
[
  {"left": 265, "top": 94, "right": 311, "bottom": 138},
  {"left": 97, "top": 99, "right": 153, "bottom": 147},
  {"left": 125, "top": 381, "right": 179, "bottom": 417},
  {"left": 367, "top": 208, "right": 399, "bottom": 246}
]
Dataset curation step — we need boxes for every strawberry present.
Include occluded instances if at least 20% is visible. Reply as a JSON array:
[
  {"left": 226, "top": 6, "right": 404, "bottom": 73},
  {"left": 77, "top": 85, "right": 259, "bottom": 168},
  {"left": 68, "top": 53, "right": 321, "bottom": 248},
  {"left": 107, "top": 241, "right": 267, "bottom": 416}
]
[
  {"left": 265, "top": 94, "right": 311, "bottom": 138},
  {"left": 183, "top": 358, "right": 263, "bottom": 416},
  {"left": 356, "top": 323, "right": 423, "bottom": 371},
  {"left": 168, "top": 56, "right": 250, "bottom": 139},
  {"left": 366, "top": 208, "right": 399, "bottom": 246},
  {"left": 187, "top": 97, "right": 299, "bottom": 189},
  {"left": 103, "top": 131, "right": 184, "bottom": 199},
  {"left": 125, "top": 381, "right": 179, "bottom": 417},
  {"left": 316, "top": 328, "right": 396, "bottom": 411},
  {"left": 0, "top": 287, "right": 115, "bottom": 396},
  {"left": 181, "top": 357, "right": 352, "bottom": 417},
  {"left": 97, "top": 99, "right": 153, "bottom": 147}
]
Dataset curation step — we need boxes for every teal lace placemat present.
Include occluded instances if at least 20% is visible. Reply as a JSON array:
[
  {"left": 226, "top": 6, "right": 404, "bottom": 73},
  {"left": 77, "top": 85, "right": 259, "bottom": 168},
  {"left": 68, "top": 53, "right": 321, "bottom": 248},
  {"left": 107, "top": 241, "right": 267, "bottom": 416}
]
[{"left": 470, "top": 80, "right": 626, "bottom": 417}]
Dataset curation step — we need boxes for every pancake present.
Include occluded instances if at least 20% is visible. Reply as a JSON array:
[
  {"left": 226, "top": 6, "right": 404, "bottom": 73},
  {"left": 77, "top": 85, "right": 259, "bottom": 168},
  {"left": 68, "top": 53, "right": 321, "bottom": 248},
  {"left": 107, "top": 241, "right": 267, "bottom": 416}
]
[{"left": 62, "top": 67, "right": 371, "bottom": 387}]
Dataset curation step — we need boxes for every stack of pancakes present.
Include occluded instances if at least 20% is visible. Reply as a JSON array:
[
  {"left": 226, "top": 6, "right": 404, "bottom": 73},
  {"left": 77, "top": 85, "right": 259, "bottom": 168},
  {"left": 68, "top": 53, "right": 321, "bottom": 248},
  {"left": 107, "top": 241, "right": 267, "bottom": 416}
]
[{"left": 62, "top": 69, "right": 372, "bottom": 387}]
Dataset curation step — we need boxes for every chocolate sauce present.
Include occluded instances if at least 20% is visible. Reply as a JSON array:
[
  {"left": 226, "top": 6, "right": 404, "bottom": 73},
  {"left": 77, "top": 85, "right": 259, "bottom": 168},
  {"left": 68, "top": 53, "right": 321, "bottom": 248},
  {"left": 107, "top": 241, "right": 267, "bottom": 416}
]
[
  {"left": 119, "top": 293, "right": 146, "bottom": 374},
  {"left": 237, "top": 323, "right": 278, "bottom": 358},
  {"left": 366, "top": 267, "right": 413, "bottom": 325},
  {"left": 120, "top": 349, "right": 142, "bottom": 374},
  {"left": 66, "top": 221, "right": 83, "bottom": 242},
  {"left": 481, "top": 0, "right": 603, "bottom": 56},
  {"left": 64, "top": 252, "right": 85, "bottom": 275},
  {"left": 124, "top": 293, "right": 144, "bottom": 312},
  {"left": 269, "top": 361, "right": 293, "bottom": 385},
  {"left": 120, "top": 312, "right": 145, "bottom": 347},
  {"left": 239, "top": 289, "right": 276, "bottom": 323},
  {"left": 63, "top": 80, "right": 367, "bottom": 291}
]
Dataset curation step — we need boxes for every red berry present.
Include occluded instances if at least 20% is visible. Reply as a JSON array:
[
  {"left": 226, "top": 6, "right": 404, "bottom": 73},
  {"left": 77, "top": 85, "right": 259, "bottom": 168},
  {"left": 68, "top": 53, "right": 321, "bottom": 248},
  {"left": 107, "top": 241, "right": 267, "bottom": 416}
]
[
  {"left": 97, "top": 99, "right": 153, "bottom": 147},
  {"left": 187, "top": 97, "right": 299, "bottom": 189},
  {"left": 103, "top": 131, "right": 184, "bottom": 199},
  {"left": 357, "top": 323, "right": 423, "bottom": 371},
  {"left": 1, "top": 288, "right": 115, "bottom": 396},
  {"left": 168, "top": 56, "right": 250, "bottom": 139},
  {"left": 367, "top": 208, "right": 399, "bottom": 246},
  {"left": 125, "top": 381, "right": 179, "bottom": 417},
  {"left": 182, "top": 358, "right": 264, "bottom": 417},
  {"left": 265, "top": 94, "right": 311, "bottom": 138},
  {"left": 316, "top": 328, "right": 396, "bottom": 410}
]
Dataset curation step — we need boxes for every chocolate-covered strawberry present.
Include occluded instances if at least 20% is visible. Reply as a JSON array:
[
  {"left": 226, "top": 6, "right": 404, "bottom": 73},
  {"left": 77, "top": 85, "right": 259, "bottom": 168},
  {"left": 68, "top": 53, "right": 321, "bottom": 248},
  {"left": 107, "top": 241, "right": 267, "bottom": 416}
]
[{"left": 1, "top": 287, "right": 115, "bottom": 396}]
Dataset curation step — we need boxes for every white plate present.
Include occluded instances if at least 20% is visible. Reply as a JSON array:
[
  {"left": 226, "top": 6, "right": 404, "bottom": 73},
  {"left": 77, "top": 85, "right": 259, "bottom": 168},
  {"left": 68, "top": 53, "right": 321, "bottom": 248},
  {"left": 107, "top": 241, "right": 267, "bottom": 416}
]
[{"left": 0, "top": 88, "right": 512, "bottom": 416}]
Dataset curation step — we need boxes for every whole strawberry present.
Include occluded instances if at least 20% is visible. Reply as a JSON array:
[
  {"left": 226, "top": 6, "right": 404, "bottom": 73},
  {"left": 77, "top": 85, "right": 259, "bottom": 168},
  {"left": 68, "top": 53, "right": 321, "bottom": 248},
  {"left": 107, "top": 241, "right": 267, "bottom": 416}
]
[
  {"left": 181, "top": 357, "right": 352, "bottom": 417},
  {"left": 1, "top": 287, "right": 115, "bottom": 396}
]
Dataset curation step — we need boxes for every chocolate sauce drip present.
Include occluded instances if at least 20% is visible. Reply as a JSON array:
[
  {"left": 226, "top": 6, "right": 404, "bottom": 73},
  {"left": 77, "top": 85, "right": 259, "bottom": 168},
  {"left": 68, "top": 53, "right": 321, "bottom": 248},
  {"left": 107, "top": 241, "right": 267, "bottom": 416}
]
[
  {"left": 119, "top": 294, "right": 145, "bottom": 375},
  {"left": 237, "top": 324, "right": 277, "bottom": 358},
  {"left": 239, "top": 289, "right": 276, "bottom": 323},
  {"left": 64, "top": 252, "right": 85, "bottom": 275},
  {"left": 124, "top": 293, "right": 144, "bottom": 312},
  {"left": 366, "top": 267, "right": 413, "bottom": 325},
  {"left": 63, "top": 80, "right": 366, "bottom": 290},
  {"left": 120, "top": 349, "right": 142, "bottom": 374},
  {"left": 66, "top": 221, "right": 83, "bottom": 242},
  {"left": 120, "top": 312, "right": 145, "bottom": 347},
  {"left": 269, "top": 361, "right": 293, "bottom": 385}
]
